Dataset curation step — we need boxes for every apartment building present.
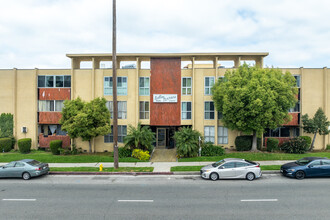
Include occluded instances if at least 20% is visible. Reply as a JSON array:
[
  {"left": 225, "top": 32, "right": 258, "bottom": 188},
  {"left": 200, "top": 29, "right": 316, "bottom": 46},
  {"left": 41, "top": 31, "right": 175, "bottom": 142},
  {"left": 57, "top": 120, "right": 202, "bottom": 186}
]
[{"left": 0, "top": 52, "right": 329, "bottom": 151}]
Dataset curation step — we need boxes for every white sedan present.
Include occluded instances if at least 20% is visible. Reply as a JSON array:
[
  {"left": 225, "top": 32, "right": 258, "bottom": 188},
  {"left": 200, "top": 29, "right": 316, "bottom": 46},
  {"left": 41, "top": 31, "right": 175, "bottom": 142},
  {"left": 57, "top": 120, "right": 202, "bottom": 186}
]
[{"left": 200, "top": 158, "right": 262, "bottom": 181}]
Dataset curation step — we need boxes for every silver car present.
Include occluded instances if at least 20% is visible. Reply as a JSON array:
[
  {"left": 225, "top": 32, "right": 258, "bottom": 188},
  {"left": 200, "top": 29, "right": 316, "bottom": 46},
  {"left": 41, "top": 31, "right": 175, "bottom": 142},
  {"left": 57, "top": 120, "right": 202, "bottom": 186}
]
[
  {"left": 200, "top": 158, "right": 262, "bottom": 181},
  {"left": 0, "top": 159, "right": 49, "bottom": 180}
]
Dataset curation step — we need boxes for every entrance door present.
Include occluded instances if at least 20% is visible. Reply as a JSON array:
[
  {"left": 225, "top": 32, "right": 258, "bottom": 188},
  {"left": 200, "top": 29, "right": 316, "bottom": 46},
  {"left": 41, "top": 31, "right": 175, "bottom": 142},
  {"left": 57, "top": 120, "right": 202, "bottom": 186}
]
[{"left": 157, "top": 128, "right": 166, "bottom": 147}]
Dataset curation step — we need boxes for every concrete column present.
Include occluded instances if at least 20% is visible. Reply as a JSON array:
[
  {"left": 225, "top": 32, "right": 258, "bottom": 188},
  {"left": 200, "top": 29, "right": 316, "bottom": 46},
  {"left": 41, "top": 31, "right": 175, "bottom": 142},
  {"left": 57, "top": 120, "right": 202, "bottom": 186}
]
[
  {"left": 192, "top": 57, "right": 195, "bottom": 130},
  {"left": 323, "top": 67, "right": 328, "bottom": 149},
  {"left": 256, "top": 57, "right": 264, "bottom": 68},
  {"left": 91, "top": 58, "right": 96, "bottom": 100},
  {"left": 34, "top": 68, "right": 38, "bottom": 149},
  {"left": 71, "top": 58, "right": 80, "bottom": 69},
  {"left": 299, "top": 67, "right": 304, "bottom": 136},
  {"left": 214, "top": 57, "right": 218, "bottom": 145},
  {"left": 136, "top": 57, "right": 140, "bottom": 126},
  {"left": 13, "top": 68, "right": 17, "bottom": 149},
  {"left": 234, "top": 56, "right": 241, "bottom": 68}
]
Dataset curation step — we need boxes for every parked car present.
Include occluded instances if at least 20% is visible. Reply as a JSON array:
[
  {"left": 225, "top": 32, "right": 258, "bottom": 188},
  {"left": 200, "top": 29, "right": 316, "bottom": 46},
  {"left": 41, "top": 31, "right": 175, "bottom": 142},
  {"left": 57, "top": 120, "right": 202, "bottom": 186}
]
[
  {"left": 0, "top": 159, "right": 49, "bottom": 180},
  {"left": 281, "top": 157, "right": 330, "bottom": 179},
  {"left": 200, "top": 158, "right": 262, "bottom": 181}
]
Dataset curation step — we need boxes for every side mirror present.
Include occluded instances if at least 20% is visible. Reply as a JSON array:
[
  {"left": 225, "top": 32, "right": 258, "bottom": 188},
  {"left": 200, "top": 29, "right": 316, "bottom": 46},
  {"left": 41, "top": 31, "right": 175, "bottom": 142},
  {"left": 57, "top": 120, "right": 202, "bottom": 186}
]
[
  {"left": 219, "top": 166, "right": 224, "bottom": 169},
  {"left": 308, "top": 165, "right": 314, "bottom": 168}
]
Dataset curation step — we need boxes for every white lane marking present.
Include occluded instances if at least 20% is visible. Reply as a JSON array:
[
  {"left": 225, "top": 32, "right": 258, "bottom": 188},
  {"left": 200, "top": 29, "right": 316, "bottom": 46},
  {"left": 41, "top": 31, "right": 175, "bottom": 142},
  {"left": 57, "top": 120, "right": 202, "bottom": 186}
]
[
  {"left": 2, "top": 199, "right": 36, "bottom": 201},
  {"left": 118, "top": 200, "right": 154, "bottom": 202},
  {"left": 241, "top": 199, "right": 278, "bottom": 202}
]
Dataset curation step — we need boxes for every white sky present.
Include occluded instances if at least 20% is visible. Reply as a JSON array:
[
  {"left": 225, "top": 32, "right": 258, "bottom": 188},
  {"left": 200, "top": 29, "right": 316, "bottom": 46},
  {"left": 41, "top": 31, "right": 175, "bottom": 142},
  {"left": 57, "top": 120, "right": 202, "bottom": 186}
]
[{"left": 1, "top": 0, "right": 330, "bottom": 69}]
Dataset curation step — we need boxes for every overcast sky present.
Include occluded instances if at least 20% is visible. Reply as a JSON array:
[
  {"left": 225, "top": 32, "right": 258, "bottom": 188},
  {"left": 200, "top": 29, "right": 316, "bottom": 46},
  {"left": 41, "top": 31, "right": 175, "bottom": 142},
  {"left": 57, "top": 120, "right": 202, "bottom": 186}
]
[{"left": 1, "top": 0, "right": 330, "bottom": 69}]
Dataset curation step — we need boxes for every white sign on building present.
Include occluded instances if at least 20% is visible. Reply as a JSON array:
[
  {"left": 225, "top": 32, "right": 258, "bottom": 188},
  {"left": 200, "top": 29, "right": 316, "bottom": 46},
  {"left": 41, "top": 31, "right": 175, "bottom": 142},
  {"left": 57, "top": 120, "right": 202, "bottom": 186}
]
[{"left": 153, "top": 94, "right": 177, "bottom": 103}]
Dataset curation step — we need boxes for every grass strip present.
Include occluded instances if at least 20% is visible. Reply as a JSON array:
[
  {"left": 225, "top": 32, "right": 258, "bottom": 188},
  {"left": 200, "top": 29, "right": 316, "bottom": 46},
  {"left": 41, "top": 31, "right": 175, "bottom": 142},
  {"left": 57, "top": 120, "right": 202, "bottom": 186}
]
[
  {"left": 0, "top": 151, "right": 144, "bottom": 163},
  {"left": 178, "top": 152, "right": 330, "bottom": 162},
  {"left": 171, "top": 165, "right": 281, "bottom": 172},
  {"left": 50, "top": 167, "right": 154, "bottom": 172}
]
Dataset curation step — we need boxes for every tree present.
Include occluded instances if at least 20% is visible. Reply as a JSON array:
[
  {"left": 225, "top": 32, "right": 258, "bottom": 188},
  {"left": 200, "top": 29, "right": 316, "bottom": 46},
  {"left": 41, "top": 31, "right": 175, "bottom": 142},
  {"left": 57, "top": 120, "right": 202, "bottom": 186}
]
[
  {"left": 302, "top": 108, "right": 330, "bottom": 150},
  {"left": 0, "top": 113, "right": 13, "bottom": 138},
  {"left": 174, "top": 127, "right": 202, "bottom": 158},
  {"left": 60, "top": 97, "right": 111, "bottom": 152},
  {"left": 212, "top": 64, "right": 297, "bottom": 151},
  {"left": 124, "top": 123, "right": 155, "bottom": 152}
]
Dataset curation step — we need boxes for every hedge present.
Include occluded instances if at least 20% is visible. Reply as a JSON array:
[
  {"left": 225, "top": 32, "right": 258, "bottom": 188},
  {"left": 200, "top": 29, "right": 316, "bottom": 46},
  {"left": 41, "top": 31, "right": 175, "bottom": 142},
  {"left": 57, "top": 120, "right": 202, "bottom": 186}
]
[
  {"left": 201, "top": 142, "right": 225, "bottom": 156},
  {"left": 50, "top": 140, "right": 62, "bottom": 155},
  {"left": 0, "top": 137, "right": 13, "bottom": 152},
  {"left": 18, "top": 138, "right": 32, "bottom": 154},
  {"left": 235, "top": 136, "right": 261, "bottom": 151},
  {"left": 280, "top": 137, "right": 308, "bottom": 154},
  {"left": 118, "top": 148, "right": 132, "bottom": 158},
  {"left": 266, "top": 138, "right": 279, "bottom": 152}
]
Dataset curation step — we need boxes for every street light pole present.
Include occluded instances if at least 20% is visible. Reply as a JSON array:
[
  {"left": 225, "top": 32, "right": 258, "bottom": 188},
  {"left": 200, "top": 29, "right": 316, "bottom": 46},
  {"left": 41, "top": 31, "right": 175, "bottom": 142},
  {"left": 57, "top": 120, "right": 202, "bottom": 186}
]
[{"left": 112, "top": 0, "right": 119, "bottom": 169}]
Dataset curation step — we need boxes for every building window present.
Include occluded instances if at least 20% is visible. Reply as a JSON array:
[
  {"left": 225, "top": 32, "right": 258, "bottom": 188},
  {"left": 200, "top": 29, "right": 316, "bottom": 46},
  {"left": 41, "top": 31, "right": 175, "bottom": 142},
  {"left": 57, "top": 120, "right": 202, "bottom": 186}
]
[
  {"left": 38, "top": 75, "right": 71, "bottom": 88},
  {"left": 204, "top": 101, "right": 215, "bottom": 119},
  {"left": 204, "top": 77, "right": 215, "bottom": 95},
  {"left": 139, "top": 101, "right": 149, "bottom": 119},
  {"left": 264, "top": 127, "right": 290, "bottom": 137},
  {"left": 139, "top": 77, "right": 150, "bottom": 96},
  {"left": 104, "top": 125, "right": 127, "bottom": 143},
  {"left": 204, "top": 126, "right": 215, "bottom": 143},
  {"left": 289, "top": 101, "right": 300, "bottom": 113},
  {"left": 182, "top": 77, "right": 192, "bottom": 95},
  {"left": 106, "top": 101, "right": 127, "bottom": 119},
  {"left": 181, "top": 102, "right": 192, "bottom": 120},
  {"left": 38, "top": 100, "right": 64, "bottom": 112},
  {"left": 104, "top": 77, "right": 127, "bottom": 96},
  {"left": 218, "top": 126, "right": 228, "bottom": 144},
  {"left": 294, "top": 75, "right": 300, "bottom": 88}
]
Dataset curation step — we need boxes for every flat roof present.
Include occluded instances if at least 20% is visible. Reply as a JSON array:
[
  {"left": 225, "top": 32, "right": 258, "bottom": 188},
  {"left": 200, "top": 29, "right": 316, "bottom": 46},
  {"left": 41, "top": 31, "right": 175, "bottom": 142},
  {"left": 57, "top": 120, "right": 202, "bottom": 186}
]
[{"left": 66, "top": 52, "right": 269, "bottom": 61}]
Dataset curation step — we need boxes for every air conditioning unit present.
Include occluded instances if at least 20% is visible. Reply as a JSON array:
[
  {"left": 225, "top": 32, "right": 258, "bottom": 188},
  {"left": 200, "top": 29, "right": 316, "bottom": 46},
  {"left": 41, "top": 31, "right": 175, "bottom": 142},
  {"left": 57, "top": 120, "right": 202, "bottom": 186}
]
[{"left": 21, "top": 127, "right": 27, "bottom": 133}]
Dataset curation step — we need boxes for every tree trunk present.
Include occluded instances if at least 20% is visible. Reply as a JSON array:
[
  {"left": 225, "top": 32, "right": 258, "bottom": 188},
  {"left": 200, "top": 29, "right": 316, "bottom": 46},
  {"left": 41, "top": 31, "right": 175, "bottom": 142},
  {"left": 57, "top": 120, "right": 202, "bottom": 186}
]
[
  {"left": 309, "top": 132, "right": 317, "bottom": 151},
  {"left": 251, "top": 131, "right": 258, "bottom": 151},
  {"left": 89, "top": 140, "right": 92, "bottom": 153}
]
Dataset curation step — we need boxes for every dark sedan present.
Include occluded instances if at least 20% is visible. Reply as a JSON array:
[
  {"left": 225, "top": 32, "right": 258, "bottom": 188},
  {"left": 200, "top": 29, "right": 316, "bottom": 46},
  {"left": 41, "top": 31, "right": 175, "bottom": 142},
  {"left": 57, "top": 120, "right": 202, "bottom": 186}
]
[
  {"left": 0, "top": 159, "right": 49, "bottom": 180},
  {"left": 281, "top": 157, "right": 330, "bottom": 179}
]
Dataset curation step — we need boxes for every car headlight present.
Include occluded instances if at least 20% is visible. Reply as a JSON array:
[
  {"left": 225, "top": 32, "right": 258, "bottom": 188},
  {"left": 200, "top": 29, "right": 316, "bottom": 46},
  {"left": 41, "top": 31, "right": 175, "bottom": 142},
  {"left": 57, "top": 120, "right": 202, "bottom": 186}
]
[
  {"left": 203, "top": 169, "right": 211, "bottom": 173},
  {"left": 287, "top": 169, "right": 296, "bottom": 172}
]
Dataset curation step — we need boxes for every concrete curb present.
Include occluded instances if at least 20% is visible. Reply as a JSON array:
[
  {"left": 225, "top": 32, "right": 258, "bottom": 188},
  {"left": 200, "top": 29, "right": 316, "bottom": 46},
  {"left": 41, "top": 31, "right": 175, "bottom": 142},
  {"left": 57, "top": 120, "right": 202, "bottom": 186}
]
[
  {"left": 49, "top": 171, "right": 174, "bottom": 176},
  {"left": 49, "top": 170, "right": 280, "bottom": 176}
]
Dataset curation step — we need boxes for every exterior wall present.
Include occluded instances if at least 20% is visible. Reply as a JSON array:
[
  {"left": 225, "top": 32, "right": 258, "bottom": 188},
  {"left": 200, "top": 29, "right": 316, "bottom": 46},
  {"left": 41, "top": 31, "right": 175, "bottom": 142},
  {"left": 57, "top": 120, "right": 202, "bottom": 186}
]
[
  {"left": 39, "top": 134, "right": 70, "bottom": 148},
  {"left": 1, "top": 54, "right": 330, "bottom": 152},
  {"left": 150, "top": 58, "right": 181, "bottom": 126}
]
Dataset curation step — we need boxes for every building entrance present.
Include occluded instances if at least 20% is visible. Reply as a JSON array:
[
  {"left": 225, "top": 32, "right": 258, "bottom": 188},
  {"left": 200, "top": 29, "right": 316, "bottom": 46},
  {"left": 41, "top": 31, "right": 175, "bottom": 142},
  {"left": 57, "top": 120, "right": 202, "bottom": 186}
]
[{"left": 151, "top": 126, "right": 183, "bottom": 149}]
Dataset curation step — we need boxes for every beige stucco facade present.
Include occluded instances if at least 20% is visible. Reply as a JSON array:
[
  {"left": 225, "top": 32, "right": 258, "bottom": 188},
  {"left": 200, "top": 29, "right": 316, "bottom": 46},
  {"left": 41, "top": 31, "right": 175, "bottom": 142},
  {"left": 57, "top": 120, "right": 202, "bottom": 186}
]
[{"left": 0, "top": 52, "right": 329, "bottom": 151}]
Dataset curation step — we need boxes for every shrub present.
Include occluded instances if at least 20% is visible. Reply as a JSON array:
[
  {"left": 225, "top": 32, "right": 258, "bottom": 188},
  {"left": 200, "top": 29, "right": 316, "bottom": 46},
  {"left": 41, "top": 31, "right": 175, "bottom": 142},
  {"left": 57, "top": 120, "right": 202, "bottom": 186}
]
[
  {"left": 174, "top": 127, "right": 202, "bottom": 158},
  {"left": 18, "top": 138, "right": 32, "bottom": 154},
  {"left": 201, "top": 142, "right": 225, "bottom": 156},
  {"left": 327, "top": 144, "right": 330, "bottom": 150},
  {"left": 266, "top": 138, "right": 279, "bottom": 152},
  {"left": 124, "top": 123, "right": 155, "bottom": 152},
  {"left": 300, "top": 136, "right": 312, "bottom": 149},
  {"left": 50, "top": 140, "right": 62, "bottom": 155},
  {"left": 235, "top": 136, "right": 261, "bottom": 151},
  {"left": 0, "top": 137, "right": 13, "bottom": 152},
  {"left": 0, "top": 113, "right": 13, "bottom": 138},
  {"left": 132, "top": 149, "right": 150, "bottom": 161},
  {"left": 118, "top": 147, "right": 132, "bottom": 158},
  {"left": 279, "top": 137, "right": 308, "bottom": 154}
]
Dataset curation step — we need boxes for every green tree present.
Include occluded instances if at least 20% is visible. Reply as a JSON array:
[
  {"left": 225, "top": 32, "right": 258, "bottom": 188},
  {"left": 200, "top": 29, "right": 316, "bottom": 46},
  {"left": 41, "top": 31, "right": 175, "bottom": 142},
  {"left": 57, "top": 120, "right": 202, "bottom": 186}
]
[
  {"left": 0, "top": 113, "right": 13, "bottom": 138},
  {"left": 124, "top": 123, "right": 155, "bottom": 152},
  {"left": 174, "top": 127, "right": 202, "bottom": 158},
  {"left": 60, "top": 97, "right": 111, "bottom": 152},
  {"left": 302, "top": 108, "right": 330, "bottom": 150},
  {"left": 212, "top": 64, "right": 297, "bottom": 151}
]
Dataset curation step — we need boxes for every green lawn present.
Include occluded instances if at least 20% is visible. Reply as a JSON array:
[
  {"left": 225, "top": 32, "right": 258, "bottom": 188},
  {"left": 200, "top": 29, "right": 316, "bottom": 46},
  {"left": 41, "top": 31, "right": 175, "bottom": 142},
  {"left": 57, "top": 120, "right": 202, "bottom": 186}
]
[
  {"left": 50, "top": 167, "right": 154, "bottom": 172},
  {"left": 171, "top": 165, "right": 281, "bottom": 172},
  {"left": 178, "top": 152, "right": 330, "bottom": 162},
  {"left": 0, "top": 151, "right": 144, "bottom": 163}
]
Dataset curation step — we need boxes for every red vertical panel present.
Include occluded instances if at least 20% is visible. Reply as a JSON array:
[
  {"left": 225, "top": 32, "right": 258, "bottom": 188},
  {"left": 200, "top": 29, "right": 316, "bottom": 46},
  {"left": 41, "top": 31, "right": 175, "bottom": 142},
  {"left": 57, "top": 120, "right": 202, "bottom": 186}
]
[{"left": 150, "top": 58, "right": 181, "bottom": 126}]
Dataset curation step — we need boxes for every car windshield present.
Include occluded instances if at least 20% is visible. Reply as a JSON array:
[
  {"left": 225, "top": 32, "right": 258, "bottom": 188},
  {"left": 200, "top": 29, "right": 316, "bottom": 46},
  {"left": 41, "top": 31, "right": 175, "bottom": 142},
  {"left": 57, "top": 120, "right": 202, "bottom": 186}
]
[
  {"left": 295, "top": 159, "right": 312, "bottom": 166},
  {"left": 212, "top": 160, "right": 225, "bottom": 167},
  {"left": 26, "top": 160, "right": 42, "bottom": 166}
]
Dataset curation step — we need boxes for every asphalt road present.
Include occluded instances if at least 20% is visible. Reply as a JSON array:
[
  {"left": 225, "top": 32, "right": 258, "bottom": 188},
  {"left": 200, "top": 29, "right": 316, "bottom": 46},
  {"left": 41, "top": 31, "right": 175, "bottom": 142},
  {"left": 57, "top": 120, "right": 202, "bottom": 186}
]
[{"left": 0, "top": 174, "right": 330, "bottom": 220}]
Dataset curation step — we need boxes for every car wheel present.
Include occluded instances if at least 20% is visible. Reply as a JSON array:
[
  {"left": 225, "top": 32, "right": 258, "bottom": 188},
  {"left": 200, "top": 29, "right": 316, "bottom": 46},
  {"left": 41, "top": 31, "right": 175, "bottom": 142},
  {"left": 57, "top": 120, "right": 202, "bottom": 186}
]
[
  {"left": 246, "top": 172, "right": 255, "bottom": 181},
  {"left": 209, "top": 172, "right": 219, "bottom": 181},
  {"left": 22, "top": 172, "right": 31, "bottom": 180},
  {"left": 295, "top": 170, "right": 305, "bottom": 180}
]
